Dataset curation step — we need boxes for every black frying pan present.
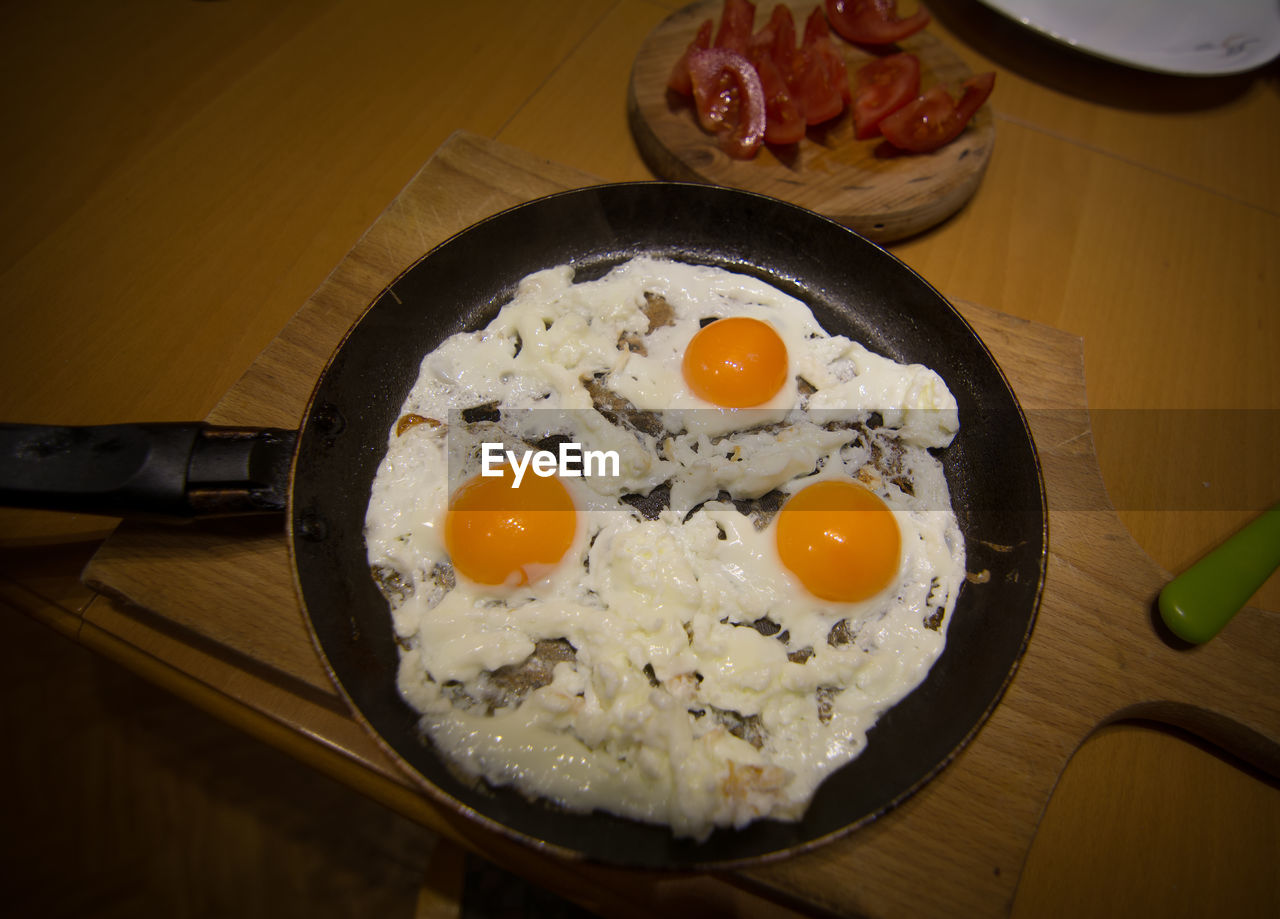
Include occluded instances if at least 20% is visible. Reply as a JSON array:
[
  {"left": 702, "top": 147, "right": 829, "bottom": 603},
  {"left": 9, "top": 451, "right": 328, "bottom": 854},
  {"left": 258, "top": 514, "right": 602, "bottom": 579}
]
[{"left": 1, "top": 183, "right": 1046, "bottom": 869}]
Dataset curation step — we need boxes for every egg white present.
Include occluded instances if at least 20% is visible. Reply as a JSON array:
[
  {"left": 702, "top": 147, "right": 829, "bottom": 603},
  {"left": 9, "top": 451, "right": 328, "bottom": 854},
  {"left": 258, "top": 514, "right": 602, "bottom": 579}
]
[{"left": 365, "top": 256, "right": 967, "bottom": 840}]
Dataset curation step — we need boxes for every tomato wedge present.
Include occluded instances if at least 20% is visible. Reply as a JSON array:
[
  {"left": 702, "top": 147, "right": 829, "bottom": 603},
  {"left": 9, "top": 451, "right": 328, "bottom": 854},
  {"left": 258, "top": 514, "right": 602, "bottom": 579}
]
[
  {"left": 668, "top": 18, "right": 713, "bottom": 95},
  {"left": 751, "top": 53, "right": 806, "bottom": 144},
  {"left": 806, "top": 10, "right": 852, "bottom": 106},
  {"left": 824, "top": 0, "right": 931, "bottom": 46},
  {"left": 713, "top": 0, "right": 756, "bottom": 55},
  {"left": 687, "top": 48, "right": 767, "bottom": 159},
  {"left": 742, "top": 5, "right": 802, "bottom": 144},
  {"left": 790, "top": 8, "right": 849, "bottom": 125},
  {"left": 879, "top": 71, "right": 995, "bottom": 152},
  {"left": 852, "top": 52, "right": 920, "bottom": 139},
  {"left": 748, "top": 3, "right": 797, "bottom": 75}
]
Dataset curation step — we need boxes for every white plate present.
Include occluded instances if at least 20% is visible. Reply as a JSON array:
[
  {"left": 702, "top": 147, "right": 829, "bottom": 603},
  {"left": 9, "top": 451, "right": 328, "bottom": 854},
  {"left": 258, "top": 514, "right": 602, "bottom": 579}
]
[{"left": 976, "top": 0, "right": 1280, "bottom": 75}]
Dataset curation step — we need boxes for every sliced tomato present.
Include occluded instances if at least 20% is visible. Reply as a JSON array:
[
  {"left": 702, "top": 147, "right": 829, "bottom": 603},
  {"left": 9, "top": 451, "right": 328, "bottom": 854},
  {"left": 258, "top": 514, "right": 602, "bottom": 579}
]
[
  {"left": 668, "top": 18, "right": 714, "bottom": 95},
  {"left": 713, "top": 0, "right": 756, "bottom": 55},
  {"left": 749, "top": 4, "right": 797, "bottom": 71},
  {"left": 751, "top": 52, "right": 805, "bottom": 144},
  {"left": 790, "top": 8, "right": 849, "bottom": 125},
  {"left": 804, "top": 4, "right": 833, "bottom": 44},
  {"left": 879, "top": 71, "right": 995, "bottom": 152},
  {"left": 852, "top": 52, "right": 920, "bottom": 139},
  {"left": 688, "top": 48, "right": 767, "bottom": 159},
  {"left": 765, "top": 4, "right": 797, "bottom": 77},
  {"left": 824, "top": 0, "right": 931, "bottom": 46},
  {"left": 744, "top": 5, "right": 805, "bottom": 143}
]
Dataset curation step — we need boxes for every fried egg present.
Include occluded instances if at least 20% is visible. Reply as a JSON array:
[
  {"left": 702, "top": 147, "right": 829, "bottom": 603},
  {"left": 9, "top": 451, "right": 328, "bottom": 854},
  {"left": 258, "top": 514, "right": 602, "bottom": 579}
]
[{"left": 365, "top": 257, "right": 965, "bottom": 840}]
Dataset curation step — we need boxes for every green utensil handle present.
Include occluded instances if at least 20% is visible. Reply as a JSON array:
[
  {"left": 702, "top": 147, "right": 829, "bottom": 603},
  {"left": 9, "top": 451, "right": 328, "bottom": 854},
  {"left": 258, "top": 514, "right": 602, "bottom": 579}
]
[{"left": 1159, "top": 504, "right": 1280, "bottom": 644}]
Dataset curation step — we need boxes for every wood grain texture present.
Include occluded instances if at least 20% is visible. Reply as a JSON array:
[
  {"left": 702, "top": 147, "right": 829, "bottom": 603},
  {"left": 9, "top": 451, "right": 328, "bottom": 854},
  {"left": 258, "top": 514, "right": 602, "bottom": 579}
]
[
  {"left": 81, "top": 132, "right": 1277, "bottom": 918},
  {"left": 1013, "top": 721, "right": 1280, "bottom": 919},
  {"left": 627, "top": 0, "right": 994, "bottom": 241},
  {"left": 0, "top": 609, "right": 444, "bottom": 919}
]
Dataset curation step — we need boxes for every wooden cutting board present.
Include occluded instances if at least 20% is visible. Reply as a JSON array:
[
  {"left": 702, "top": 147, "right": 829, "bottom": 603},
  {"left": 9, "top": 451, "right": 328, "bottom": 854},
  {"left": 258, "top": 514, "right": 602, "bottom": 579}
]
[
  {"left": 81, "top": 131, "right": 1277, "bottom": 919},
  {"left": 628, "top": 0, "right": 995, "bottom": 242}
]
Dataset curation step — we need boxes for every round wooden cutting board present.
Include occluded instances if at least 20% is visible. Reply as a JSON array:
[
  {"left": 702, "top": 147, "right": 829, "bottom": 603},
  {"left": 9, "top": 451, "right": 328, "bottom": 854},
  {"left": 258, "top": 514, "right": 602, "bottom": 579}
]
[{"left": 628, "top": 1, "right": 995, "bottom": 242}]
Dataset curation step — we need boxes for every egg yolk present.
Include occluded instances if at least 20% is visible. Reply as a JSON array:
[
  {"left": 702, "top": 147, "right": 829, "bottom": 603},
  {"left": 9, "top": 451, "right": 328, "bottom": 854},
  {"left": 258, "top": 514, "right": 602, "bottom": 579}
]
[
  {"left": 775, "top": 480, "right": 901, "bottom": 603},
  {"left": 444, "top": 467, "right": 577, "bottom": 586},
  {"left": 681, "top": 317, "right": 788, "bottom": 408}
]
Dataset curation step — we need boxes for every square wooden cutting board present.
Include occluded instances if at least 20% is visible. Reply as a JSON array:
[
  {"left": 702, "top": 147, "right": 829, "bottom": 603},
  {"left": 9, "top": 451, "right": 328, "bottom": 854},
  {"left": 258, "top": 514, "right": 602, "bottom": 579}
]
[{"left": 81, "top": 131, "right": 1278, "bottom": 919}]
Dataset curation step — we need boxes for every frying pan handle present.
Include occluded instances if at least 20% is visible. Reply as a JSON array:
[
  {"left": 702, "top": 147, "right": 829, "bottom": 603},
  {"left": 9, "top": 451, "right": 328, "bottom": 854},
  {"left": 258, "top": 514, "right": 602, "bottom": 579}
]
[{"left": 0, "top": 423, "right": 297, "bottom": 519}]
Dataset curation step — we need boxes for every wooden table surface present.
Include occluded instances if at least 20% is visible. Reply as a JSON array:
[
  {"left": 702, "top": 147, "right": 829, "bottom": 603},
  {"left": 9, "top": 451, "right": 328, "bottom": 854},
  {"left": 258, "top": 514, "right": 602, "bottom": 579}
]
[{"left": 2, "top": 0, "right": 1277, "bottom": 916}]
